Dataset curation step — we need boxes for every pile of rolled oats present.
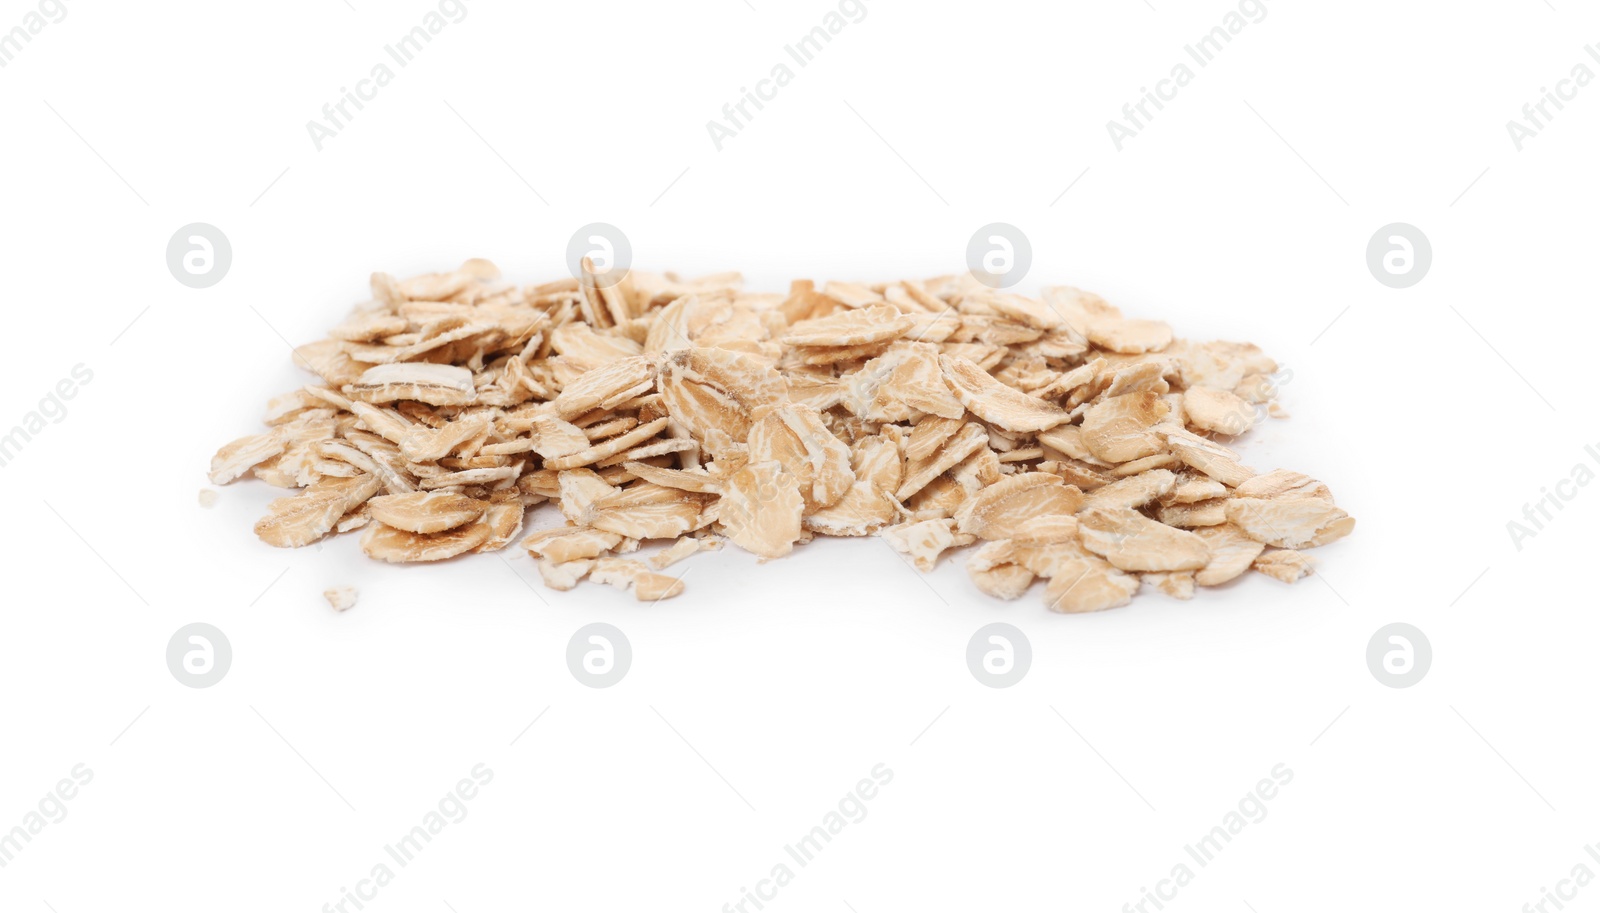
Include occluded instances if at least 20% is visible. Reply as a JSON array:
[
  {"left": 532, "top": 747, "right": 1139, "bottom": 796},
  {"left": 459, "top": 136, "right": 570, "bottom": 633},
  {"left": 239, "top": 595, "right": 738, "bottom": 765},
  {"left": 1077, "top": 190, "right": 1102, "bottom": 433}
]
[{"left": 209, "top": 258, "right": 1353, "bottom": 610}]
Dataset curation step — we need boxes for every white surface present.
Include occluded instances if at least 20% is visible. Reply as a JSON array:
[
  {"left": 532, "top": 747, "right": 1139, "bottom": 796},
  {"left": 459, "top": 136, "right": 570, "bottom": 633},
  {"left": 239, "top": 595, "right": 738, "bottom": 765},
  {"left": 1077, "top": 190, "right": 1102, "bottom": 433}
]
[{"left": 1, "top": 1, "right": 1595, "bottom": 911}]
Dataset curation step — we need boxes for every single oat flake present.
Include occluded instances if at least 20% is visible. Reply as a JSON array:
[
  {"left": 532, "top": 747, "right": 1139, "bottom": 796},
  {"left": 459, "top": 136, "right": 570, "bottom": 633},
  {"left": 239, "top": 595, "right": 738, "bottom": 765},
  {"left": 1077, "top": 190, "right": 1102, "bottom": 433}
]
[{"left": 209, "top": 258, "right": 1353, "bottom": 610}]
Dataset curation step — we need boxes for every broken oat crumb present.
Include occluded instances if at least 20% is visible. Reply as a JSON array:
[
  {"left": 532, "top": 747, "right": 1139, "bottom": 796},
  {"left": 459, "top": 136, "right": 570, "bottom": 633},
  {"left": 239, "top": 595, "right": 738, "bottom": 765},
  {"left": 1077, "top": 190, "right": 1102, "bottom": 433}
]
[{"left": 324, "top": 586, "right": 358, "bottom": 612}]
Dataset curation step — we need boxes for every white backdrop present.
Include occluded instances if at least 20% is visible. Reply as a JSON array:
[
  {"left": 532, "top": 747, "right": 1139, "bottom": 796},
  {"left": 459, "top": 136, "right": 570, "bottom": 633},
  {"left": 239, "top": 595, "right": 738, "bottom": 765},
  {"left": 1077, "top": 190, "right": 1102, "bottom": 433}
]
[{"left": 2, "top": 0, "right": 1596, "bottom": 910}]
